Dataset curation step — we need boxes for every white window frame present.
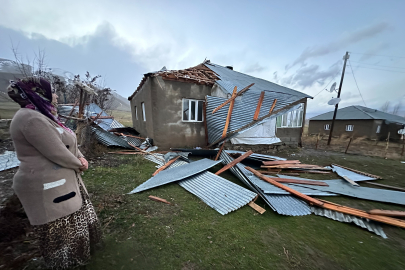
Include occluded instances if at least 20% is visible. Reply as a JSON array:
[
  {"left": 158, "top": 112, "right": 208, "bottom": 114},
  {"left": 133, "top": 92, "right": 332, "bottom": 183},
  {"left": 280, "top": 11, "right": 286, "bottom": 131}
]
[
  {"left": 324, "top": 124, "right": 330, "bottom": 130},
  {"left": 135, "top": 106, "right": 138, "bottom": 120},
  {"left": 182, "top": 98, "right": 204, "bottom": 122},
  {"left": 346, "top": 124, "right": 354, "bottom": 131},
  {"left": 276, "top": 103, "right": 304, "bottom": 128},
  {"left": 141, "top": 102, "right": 146, "bottom": 122},
  {"left": 376, "top": 125, "right": 381, "bottom": 133}
]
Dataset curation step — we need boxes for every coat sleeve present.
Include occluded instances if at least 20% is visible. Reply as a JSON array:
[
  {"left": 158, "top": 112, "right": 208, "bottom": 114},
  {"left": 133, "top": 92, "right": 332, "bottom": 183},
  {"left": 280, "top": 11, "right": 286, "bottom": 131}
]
[{"left": 23, "top": 117, "right": 83, "bottom": 171}]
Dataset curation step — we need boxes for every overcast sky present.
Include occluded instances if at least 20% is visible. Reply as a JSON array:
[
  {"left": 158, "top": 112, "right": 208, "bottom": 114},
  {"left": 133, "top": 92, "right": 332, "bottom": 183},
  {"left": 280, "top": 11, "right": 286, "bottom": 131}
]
[{"left": 1, "top": 0, "right": 405, "bottom": 117}]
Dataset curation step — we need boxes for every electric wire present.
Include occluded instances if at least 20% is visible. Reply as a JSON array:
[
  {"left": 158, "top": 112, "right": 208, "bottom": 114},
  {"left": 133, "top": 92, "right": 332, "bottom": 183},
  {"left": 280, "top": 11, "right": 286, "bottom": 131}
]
[
  {"left": 350, "top": 52, "right": 405, "bottom": 59},
  {"left": 347, "top": 65, "right": 405, "bottom": 74},
  {"left": 350, "top": 60, "right": 405, "bottom": 70},
  {"left": 313, "top": 77, "right": 336, "bottom": 98},
  {"left": 348, "top": 60, "right": 367, "bottom": 107}
]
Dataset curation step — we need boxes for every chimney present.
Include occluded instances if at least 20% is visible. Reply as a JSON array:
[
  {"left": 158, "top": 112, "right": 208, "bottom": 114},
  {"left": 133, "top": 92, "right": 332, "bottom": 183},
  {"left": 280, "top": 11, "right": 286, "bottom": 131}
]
[{"left": 226, "top": 66, "right": 233, "bottom": 70}]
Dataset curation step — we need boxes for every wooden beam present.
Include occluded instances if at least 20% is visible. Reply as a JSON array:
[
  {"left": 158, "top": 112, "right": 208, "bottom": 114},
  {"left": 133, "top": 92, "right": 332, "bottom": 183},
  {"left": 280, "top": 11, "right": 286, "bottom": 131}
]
[
  {"left": 117, "top": 133, "right": 146, "bottom": 140},
  {"left": 341, "top": 176, "right": 360, "bottom": 186},
  {"left": 152, "top": 156, "right": 180, "bottom": 176},
  {"left": 148, "top": 195, "right": 171, "bottom": 205},
  {"left": 262, "top": 160, "right": 301, "bottom": 166},
  {"left": 363, "top": 181, "right": 405, "bottom": 192},
  {"left": 214, "top": 142, "right": 225, "bottom": 161},
  {"left": 221, "top": 86, "right": 238, "bottom": 138},
  {"left": 245, "top": 167, "right": 324, "bottom": 207},
  {"left": 253, "top": 91, "right": 265, "bottom": 120},
  {"left": 272, "top": 177, "right": 329, "bottom": 186},
  {"left": 215, "top": 150, "right": 253, "bottom": 175},
  {"left": 248, "top": 201, "right": 266, "bottom": 214},
  {"left": 90, "top": 116, "right": 114, "bottom": 119},
  {"left": 368, "top": 209, "right": 405, "bottom": 218},
  {"left": 212, "top": 83, "right": 255, "bottom": 114},
  {"left": 246, "top": 166, "right": 405, "bottom": 229},
  {"left": 67, "top": 100, "right": 79, "bottom": 117},
  {"left": 269, "top": 99, "right": 277, "bottom": 114}
]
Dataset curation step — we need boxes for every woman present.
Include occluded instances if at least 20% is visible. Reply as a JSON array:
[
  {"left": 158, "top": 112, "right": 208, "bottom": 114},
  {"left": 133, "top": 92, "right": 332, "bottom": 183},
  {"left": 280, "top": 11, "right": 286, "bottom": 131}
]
[{"left": 8, "top": 77, "right": 102, "bottom": 269}]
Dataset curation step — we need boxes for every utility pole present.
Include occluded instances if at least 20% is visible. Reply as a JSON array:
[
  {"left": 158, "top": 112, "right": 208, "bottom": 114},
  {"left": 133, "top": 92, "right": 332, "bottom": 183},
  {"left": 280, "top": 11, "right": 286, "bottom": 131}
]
[{"left": 327, "top": 51, "right": 350, "bottom": 145}]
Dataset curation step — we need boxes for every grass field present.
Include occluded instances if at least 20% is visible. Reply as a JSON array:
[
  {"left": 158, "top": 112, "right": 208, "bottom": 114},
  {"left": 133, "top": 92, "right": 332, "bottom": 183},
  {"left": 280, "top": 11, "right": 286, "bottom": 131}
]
[
  {"left": 40, "top": 148, "right": 405, "bottom": 270},
  {"left": 0, "top": 101, "right": 19, "bottom": 119},
  {"left": 107, "top": 110, "right": 133, "bottom": 127}
]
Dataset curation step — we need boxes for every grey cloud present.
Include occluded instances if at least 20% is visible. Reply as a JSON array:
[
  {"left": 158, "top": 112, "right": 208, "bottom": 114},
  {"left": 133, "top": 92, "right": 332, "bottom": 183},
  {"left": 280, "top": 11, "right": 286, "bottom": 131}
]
[
  {"left": 358, "top": 42, "right": 390, "bottom": 61},
  {"left": 243, "top": 63, "right": 266, "bottom": 74},
  {"left": 286, "top": 22, "right": 389, "bottom": 70}
]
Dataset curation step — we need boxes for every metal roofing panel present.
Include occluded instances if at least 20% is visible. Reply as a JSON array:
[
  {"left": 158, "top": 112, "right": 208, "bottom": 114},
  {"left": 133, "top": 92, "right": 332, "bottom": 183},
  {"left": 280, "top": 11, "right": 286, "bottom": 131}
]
[
  {"left": 90, "top": 127, "right": 134, "bottom": 148},
  {"left": 220, "top": 151, "right": 312, "bottom": 216},
  {"left": 310, "top": 105, "right": 405, "bottom": 124},
  {"left": 0, "top": 151, "right": 20, "bottom": 171},
  {"left": 142, "top": 154, "right": 257, "bottom": 215},
  {"left": 291, "top": 179, "right": 405, "bottom": 205},
  {"left": 128, "top": 159, "right": 222, "bottom": 194},
  {"left": 311, "top": 206, "right": 387, "bottom": 238},
  {"left": 206, "top": 94, "right": 302, "bottom": 144},
  {"left": 331, "top": 165, "right": 377, "bottom": 181},
  {"left": 205, "top": 63, "right": 312, "bottom": 99},
  {"left": 225, "top": 150, "right": 286, "bottom": 161}
]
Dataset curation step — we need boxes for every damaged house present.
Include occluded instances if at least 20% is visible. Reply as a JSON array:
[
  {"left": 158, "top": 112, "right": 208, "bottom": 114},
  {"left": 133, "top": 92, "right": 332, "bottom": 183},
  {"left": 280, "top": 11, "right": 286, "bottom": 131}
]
[{"left": 128, "top": 61, "right": 312, "bottom": 149}]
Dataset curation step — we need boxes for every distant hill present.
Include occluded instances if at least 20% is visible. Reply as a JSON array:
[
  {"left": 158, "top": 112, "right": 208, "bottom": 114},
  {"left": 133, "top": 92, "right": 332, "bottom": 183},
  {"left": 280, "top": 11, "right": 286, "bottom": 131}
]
[{"left": 109, "top": 92, "right": 131, "bottom": 112}]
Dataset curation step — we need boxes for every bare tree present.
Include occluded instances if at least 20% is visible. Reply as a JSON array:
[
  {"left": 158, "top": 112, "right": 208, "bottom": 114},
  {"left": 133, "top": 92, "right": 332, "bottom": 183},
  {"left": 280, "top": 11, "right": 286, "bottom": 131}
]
[
  {"left": 392, "top": 102, "right": 401, "bottom": 115},
  {"left": 380, "top": 101, "right": 390, "bottom": 112}
]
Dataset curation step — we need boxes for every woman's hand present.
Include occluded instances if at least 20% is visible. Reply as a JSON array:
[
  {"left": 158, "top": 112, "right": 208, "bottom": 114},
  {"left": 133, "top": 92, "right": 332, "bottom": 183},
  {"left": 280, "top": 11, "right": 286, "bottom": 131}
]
[{"left": 79, "top": 157, "right": 89, "bottom": 171}]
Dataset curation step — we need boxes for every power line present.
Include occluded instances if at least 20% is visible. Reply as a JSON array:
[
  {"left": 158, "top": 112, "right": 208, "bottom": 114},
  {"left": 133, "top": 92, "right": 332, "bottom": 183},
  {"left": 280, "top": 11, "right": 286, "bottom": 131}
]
[
  {"left": 350, "top": 52, "right": 405, "bottom": 59},
  {"left": 347, "top": 64, "right": 405, "bottom": 74},
  {"left": 350, "top": 60, "right": 405, "bottom": 70},
  {"left": 348, "top": 60, "right": 367, "bottom": 107},
  {"left": 313, "top": 77, "right": 336, "bottom": 98}
]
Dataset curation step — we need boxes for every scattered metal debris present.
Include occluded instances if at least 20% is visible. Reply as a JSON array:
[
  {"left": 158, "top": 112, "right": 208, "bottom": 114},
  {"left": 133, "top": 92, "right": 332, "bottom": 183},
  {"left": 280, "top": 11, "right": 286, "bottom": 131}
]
[{"left": 0, "top": 151, "right": 20, "bottom": 172}]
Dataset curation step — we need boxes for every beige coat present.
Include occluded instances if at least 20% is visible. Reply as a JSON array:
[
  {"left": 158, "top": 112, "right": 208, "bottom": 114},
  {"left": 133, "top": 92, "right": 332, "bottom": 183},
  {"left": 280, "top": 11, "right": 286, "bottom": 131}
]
[{"left": 10, "top": 108, "right": 87, "bottom": 225}]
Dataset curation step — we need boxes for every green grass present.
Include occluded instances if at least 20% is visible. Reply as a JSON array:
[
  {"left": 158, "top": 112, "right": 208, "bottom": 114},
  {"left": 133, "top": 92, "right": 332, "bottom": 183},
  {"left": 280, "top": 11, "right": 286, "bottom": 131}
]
[
  {"left": 81, "top": 151, "right": 405, "bottom": 270},
  {"left": 107, "top": 110, "right": 133, "bottom": 127}
]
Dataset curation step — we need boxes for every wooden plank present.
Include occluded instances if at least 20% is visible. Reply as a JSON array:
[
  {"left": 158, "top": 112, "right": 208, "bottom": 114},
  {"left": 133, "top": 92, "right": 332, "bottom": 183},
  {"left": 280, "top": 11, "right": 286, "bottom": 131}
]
[
  {"left": 289, "top": 170, "right": 331, "bottom": 174},
  {"left": 90, "top": 116, "right": 114, "bottom": 119},
  {"left": 245, "top": 167, "right": 324, "bottom": 207},
  {"left": 345, "top": 137, "right": 353, "bottom": 154},
  {"left": 215, "top": 150, "right": 253, "bottom": 175},
  {"left": 212, "top": 83, "right": 255, "bottom": 114},
  {"left": 363, "top": 181, "right": 405, "bottom": 192},
  {"left": 152, "top": 156, "right": 180, "bottom": 176},
  {"left": 253, "top": 91, "right": 265, "bottom": 120},
  {"left": 246, "top": 167, "right": 405, "bottom": 229},
  {"left": 262, "top": 160, "right": 301, "bottom": 166},
  {"left": 68, "top": 100, "right": 79, "bottom": 117},
  {"left": 214, "top": 142, "right": 225, "bottom": 161},
  {"left": 248, "top": 201, "right": 266, "bottom": 214},
  {"left": 261, "top": 164, "right": 328, "bottom": 170},
  {"left": 368, "top": 209, "right": 405, "bottom": 218},
  {"left": 331, "top": 163, "right": 381, "bottom": 179},
  {"left": 269, "top": 99, "right": 277, "bottom": 114},
  {"left": 148, "top": 195, "right": 171, "bottom": 205},
  {"left": 108, "top": 152, "right": 145, "bottom": 155},
  {"left": 341, "top": 176, "right": 360, "bottom": 186},
  {"left": 273, "top": 177, "right": 329, "bottom": 186},
  {"left": 117, "top": 133, "right": 146, "bottom": 140},
  {"left": 221, "top": 86, "right": 238, "bottom": 138}
]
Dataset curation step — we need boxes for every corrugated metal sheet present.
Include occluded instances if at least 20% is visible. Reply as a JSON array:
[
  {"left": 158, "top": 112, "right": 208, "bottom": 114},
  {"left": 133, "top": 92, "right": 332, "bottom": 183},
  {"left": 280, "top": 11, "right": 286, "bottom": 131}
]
[
  {"left": 206, "top": 93, "right": 302, "bottom": 144},
  {"left": 225, "top": 150, "right": 286, "bottom": 161},
  {"left": 331, "top": 164, "right": 377, "bottom": 181},
  {"left": 291, "top": 179, "right": 405, "bottom": 205},
  {"left": 0, "top": 151, "right": 20, "bottom": 171},
  {"left": 220, "top": 151, "right": 312, "bottom": 216},
  {"left": 91, "top": 127, "right": 135, "bottom": 148},
  {"left": 141, "top": 154, "right": 257, "bottom": 215},
  {"left": 205, "top": 63, "right": 312, "bottom": 99},
  {"left": 128, "top": 159, "right": 222, "bottom": 194},
  {"left": 311, "top": 206, "right": 387, "bottom": 238}
]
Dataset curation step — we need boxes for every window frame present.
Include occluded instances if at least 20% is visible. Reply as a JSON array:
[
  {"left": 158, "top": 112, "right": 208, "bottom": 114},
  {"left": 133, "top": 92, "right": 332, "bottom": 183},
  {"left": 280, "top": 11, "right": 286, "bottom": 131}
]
[
  {"left": 135, "top": 106, "right": 138, "bottom": 120},
  {"left": 376, "top": 125, "right": 381, "bottom": 133},
  {"left": 182, "top": 98, "right": 204, "bottom": 122},
  {"left": 276, "top": 103, "right": 304, "bottom": 128},
  {"left": 324, "top": 124, "right": 330, "bottom": 130},
  {"left": 141, "top": 102, "right": 146, "bottom": 122},
  {"left": 346, "top": 124, "right": 354, "bottom": 132}
]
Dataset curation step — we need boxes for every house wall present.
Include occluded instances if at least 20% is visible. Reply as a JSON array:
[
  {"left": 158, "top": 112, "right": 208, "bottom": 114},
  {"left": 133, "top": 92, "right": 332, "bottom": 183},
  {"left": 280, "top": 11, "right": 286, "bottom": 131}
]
[
  {"left": 308, "top": 119, "right": 380, "bottom": 139},
  {"left": 144, "top": 77, "right": 212, "bottom": 149},
  {"left": 380, "top": 121, "right": 404, "bottom": 141},
  {"left": 130, "top": 77, "right": 155, "bottom": 139}
]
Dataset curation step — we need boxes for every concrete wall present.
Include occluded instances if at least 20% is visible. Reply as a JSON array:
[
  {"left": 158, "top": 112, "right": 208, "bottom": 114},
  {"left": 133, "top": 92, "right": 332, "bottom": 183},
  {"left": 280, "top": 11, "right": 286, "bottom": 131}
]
[
  {"left": 308, "top": 119, "right": 381, "bottom": 139},
  {"left": 130, "top": 77, "right": 155, "bottom": 139},
  {"left": 381, "top": 122, "right": 404, "bottom": 141}
]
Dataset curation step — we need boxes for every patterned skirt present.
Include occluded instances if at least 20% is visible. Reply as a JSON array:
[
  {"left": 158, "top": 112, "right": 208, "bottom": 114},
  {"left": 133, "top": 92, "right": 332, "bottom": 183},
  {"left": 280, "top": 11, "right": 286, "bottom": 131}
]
[{"left": 34, "top": 181, "right": 102, "bottom": 269}]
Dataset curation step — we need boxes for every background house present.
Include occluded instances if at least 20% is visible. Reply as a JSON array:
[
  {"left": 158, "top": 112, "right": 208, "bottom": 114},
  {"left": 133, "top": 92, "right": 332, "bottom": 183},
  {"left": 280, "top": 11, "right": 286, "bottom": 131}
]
[
  {"left": 308, "top": 105, "right": 405, "bottom": 141},
  {"left": 128, "top": 61, "right": 311, "bottom": 149}
]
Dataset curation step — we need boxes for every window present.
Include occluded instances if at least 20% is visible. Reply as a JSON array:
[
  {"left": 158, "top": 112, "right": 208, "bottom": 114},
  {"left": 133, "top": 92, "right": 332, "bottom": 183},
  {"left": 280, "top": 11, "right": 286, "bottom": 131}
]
[
  {"left": 182, "top": 99, "right": 204, "bottom": 122},
  {"left": 141, "top": 102, "right": 146, "bottom": 121},
  {"left": 324, "top": 124, "right": 330, "bottom": 130},
  {"left": 134, "top": 106, "right": 138, "bottom": 120},
  {"left": 346, "top": 125, "right": 354, "bottom": 131},
  {"left": 276, "top": 103, "right": 304, "bottom": 128},
  {"left": 376, "top": 125, "right": 381, "bottom": 133}
]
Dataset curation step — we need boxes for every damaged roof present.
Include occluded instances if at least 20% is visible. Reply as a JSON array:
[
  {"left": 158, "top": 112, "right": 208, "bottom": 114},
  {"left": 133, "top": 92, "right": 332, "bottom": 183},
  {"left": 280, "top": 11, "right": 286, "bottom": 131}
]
[
  {"left": 128, "top": 61, "right": 312, "bottom": 100},
  {"left": 310, "top": 105, "right": 405, "bottom": 125}
]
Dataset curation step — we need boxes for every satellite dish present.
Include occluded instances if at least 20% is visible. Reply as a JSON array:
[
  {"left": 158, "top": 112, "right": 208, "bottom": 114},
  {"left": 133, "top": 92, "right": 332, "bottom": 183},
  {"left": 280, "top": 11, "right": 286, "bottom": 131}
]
[
  {"left": 329, "top": 82, "right": 337, "bottom": 93},
  {"left": 328, "top": 98, "right": 341, "bottom": 105},
  {"left": 398, "top": 129, "right": 405, "bottom": 135}
]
